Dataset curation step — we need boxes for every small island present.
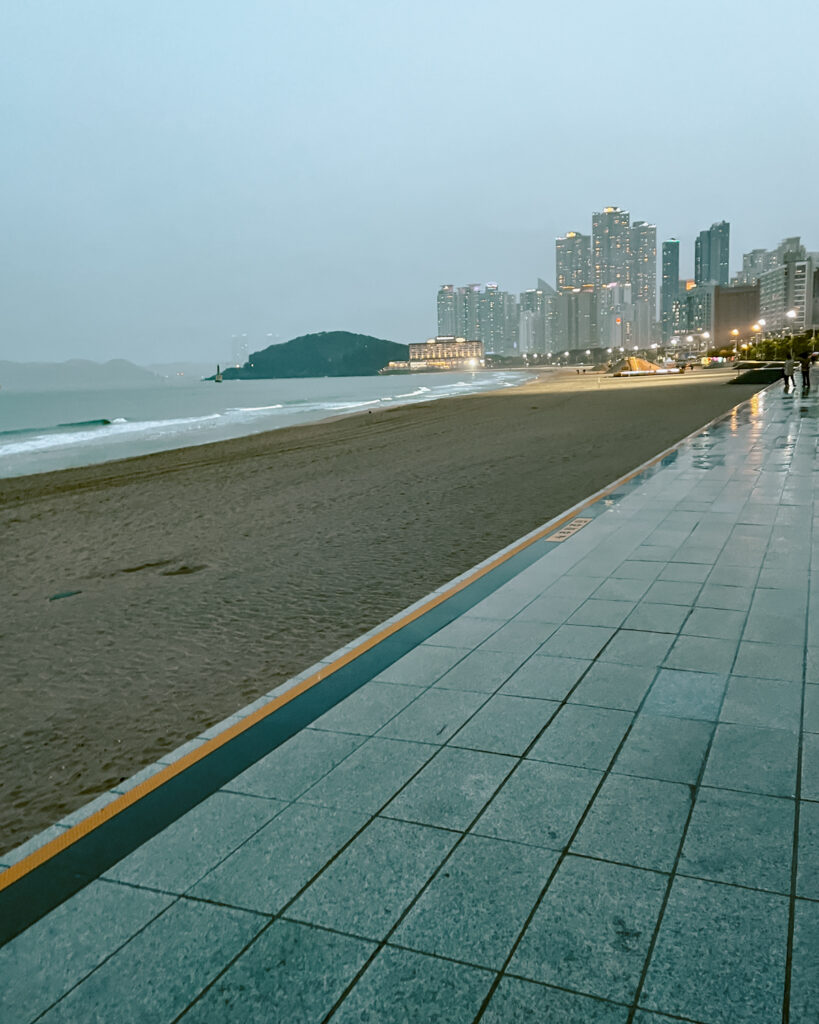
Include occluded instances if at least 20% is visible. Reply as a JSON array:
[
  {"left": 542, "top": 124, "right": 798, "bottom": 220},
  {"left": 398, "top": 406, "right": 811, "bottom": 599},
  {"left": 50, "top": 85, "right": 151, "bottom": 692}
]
[{"left": 219, "top": 331, "right": 409, "bottom": 379}]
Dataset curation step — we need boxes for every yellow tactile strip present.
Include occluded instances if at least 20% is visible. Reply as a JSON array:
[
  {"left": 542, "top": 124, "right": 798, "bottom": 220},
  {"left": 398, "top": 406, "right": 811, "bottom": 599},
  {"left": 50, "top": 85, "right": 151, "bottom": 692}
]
[{"left": 0, "top": 389, "right": 765, "bottom": 893}]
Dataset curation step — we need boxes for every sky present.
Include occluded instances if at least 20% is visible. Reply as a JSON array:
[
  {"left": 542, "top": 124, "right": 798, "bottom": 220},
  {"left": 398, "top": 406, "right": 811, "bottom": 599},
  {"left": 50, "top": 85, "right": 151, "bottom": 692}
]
[{"left": 2, "top": 0, "right": 818, "bottom": 364}]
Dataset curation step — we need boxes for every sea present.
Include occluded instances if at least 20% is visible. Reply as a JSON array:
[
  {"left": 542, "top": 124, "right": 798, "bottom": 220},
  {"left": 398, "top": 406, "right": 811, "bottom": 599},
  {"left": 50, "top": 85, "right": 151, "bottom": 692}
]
[{"left": 0, "top": 371, "right": 532, "bottom": 479}]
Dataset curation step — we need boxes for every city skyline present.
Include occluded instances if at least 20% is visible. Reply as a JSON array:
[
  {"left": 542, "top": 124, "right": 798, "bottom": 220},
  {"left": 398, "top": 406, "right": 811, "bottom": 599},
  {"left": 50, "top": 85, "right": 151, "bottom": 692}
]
[
  {"left": 437, "top": 203, "right": 819, "bottom": 357},
  {"left": 2, "top": 1, "right": 818, "bottom": 364}
]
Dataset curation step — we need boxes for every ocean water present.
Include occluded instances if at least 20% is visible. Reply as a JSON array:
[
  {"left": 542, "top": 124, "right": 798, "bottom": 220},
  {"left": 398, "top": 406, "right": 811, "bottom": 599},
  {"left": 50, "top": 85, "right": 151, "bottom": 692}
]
[{"left": 0, "top": 371, "right": 531, "bottom": 479}]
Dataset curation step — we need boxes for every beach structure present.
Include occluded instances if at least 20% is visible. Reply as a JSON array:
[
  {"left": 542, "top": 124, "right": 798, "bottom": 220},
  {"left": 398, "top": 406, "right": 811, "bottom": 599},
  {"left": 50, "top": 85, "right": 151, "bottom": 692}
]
[
  {"left": 380, "top": 336, "right": 484, "bottom": 374},
  {"left": 609, "top": 355, "right": 678, "bottom": 376},
  {"left": 0, "top": 378, "right": 816, "bottom": 1022}
]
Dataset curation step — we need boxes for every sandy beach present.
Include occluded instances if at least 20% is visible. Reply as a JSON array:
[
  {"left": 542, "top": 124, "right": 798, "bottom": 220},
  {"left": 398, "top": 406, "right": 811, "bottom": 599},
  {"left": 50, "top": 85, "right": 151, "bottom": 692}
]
[{"left": 0, "top": 368, "right": 765, "bottom": 854}]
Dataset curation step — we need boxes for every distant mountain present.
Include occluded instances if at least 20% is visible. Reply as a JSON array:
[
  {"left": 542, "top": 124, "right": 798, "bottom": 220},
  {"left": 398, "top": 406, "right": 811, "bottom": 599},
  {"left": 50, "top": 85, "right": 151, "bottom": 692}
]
[
  {"left": 221, "top": 331, "right": 409, "bottom": 379},
  {"left": 0, "top": 358, "right": 160, "bottom": 391},
  {"left": 146, "top": 361, "right": 217, "bottom": 380}
]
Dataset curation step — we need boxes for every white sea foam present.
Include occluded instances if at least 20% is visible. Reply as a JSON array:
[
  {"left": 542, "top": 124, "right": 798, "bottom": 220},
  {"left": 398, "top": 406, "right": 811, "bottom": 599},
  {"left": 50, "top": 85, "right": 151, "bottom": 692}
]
[
  {"left": 230, "top": 404, "right": 285, "bottom": 412},
  {"left": 0, "top": 413, "right": 223, "bottom": 458},
  {"left": 0, "top": 370, "right": 533, "bottom": 477}
]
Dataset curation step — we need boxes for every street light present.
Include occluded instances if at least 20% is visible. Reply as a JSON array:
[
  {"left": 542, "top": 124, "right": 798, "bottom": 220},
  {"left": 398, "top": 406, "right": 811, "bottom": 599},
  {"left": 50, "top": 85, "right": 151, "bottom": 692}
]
[
  {"left": 701, "top": 331, "right": 710, "bottom": 358},
  {"left": 751, "top": 323, "right": 761, "bottom": 358},
  {"left": 731, "top": 328, "right": 740, "bottom": 360},
  {"left": 785, "top": 310, "right": 797, "bottom": 358}
]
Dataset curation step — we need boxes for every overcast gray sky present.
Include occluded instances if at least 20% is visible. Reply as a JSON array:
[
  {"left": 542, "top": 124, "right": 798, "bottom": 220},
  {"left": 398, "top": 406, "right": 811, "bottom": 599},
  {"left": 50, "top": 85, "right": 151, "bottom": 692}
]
[{"left": 2, "top": 0, "right": 817, "bottom": 364}]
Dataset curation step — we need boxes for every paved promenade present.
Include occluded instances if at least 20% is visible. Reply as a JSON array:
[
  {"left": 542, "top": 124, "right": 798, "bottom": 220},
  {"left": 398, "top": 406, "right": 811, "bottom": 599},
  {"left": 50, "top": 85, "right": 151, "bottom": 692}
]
[{"left": 1, "top": 380, "right": 818, "bottom": 1023}]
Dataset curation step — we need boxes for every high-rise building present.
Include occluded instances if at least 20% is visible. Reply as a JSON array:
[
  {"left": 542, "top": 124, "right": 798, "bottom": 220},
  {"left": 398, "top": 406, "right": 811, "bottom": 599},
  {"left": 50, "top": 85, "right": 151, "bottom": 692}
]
[
  {"left": 759, "top": 254, "right": 818, "bottom": 333},
  {"left": 455, "top": 284, "right": 481, "bottom": 340},
  {"left": 673, "top": 284, "right": 715, "bottom": 337},
  {"left": 712, "top": 284, "right": 761, "bottom": 349},
  {"left": 556, "top": 231, "right": 592, "bottom": 289},
  {"left": 694, "top": 221, "right": 730, "bottom": 286},
  {"left": 733, "top": 238, "right": 806, "bottom": 285},
  {"left": 441, "top": 282, "right": 520, "bottom": 353},
  {"left": 501, "top": 291, "right": 519, "bottom": 354},
  {"left": 479, "top": 284, "right": 507, "bottom": 354},
  {"left": 592, "top": 207, "right": 631, "bottom": 290},
  {"left": 661, "top": 240, "right": 680, "bottom": 342},
  {"left": 553, "top": 286, "right": 597, "bottom": 351},
  {"left": 231, "top": 335, "right": 250, "bottom": 367},
  {"left": 518, "top": 287, "right": 546, "bottom": 352},
  {"left": 436, "top": 285, "right": 456, "bottom": 337},
  {"left": 598, "top": 283, "right": 635, "bottom": 349},
  {"left": 538, "top": 279, "right": 558, "bottom": 351},
  {"left": 630, "top": 221, "right": 657, "bottom": 345},
  {"left": 518, "top": 311, "right": 539, "bottom": 354}
]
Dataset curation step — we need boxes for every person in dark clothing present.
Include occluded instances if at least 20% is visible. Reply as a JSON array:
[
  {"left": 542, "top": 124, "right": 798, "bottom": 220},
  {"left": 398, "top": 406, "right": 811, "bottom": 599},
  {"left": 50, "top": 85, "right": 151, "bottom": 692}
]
[{"left": 800, "top": 352, "right": 812, "bottom": 392}]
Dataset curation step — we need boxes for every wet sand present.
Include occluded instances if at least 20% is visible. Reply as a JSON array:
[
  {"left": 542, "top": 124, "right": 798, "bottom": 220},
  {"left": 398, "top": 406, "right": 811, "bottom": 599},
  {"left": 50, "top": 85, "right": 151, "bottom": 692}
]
[{"left": 0, "top": 368, "right": 764, "bottom": 854}]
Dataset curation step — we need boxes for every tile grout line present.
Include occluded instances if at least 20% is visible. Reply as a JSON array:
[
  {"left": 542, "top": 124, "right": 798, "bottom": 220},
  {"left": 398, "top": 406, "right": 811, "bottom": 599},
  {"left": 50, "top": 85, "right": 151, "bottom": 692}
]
[
  {"left": 465, "top": 612, "right": 709, "bottom": 1021},
  {"left": 28, "top": 894, "right": 186, "bottom": 1023},
  {"left": 780, "top": 421, "right": 812, "bottom": 1024},
  {"left": 310, "top": 643, "right": 614, "bottom": 1023},
  {"left": 168, "top": 636, "right": 562, "bottom": 1024},
  {"left": 310, "top": 618, "right": 657, "bottom": 1023},
  {"left": 624, "top": 442, "right": 769, "bottom": 1023}
]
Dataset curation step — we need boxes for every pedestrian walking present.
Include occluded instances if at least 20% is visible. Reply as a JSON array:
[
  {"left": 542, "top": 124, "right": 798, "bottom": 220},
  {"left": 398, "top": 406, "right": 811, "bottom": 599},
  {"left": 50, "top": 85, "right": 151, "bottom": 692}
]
[
  {"left": 800, "top": 352, "right": 812, "bottom": 392},
  {"left": 784, "top": 354, "right": 796, "bottom": 393}
]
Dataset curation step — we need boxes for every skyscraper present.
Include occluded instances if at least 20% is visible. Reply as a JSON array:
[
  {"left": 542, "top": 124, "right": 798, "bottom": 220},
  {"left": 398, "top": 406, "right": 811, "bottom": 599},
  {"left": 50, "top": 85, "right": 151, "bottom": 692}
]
[
  {"left": 694, "top": 221, "right": 730, "bottom": 286},
  {"left": 554, "top": 286, "right": 597, "bottom": 351},
  {"left": 479, "top": 284, "right": 506, "bottom": 353},
  {"left": 592, "top": 207, "right": 631, "bottom": 290},
  {"left": 518, "top": 287, "right": 546, "bottom": 352},
  {"left": 556, "top": 231, "right": 592, "bottom": 289},
  {"left": 437, "top": 285, "right": 456, "bottom": 337},
  {"left": 661, "top": 239, "right": 680, "bottom": 342},
  {"left": 630, "top": 221, "right": 657, "bottom": 345},
  {"left": 455, "top": 284, "right": 481, "bottom": 339}
]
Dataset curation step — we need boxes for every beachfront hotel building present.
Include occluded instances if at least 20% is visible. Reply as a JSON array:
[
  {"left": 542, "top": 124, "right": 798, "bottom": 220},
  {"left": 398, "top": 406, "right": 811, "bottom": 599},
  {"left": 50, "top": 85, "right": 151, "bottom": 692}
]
[
  {"left": 381, "top": 337, "right": 485, "bottom": 373},
  {"left": 409, "top": 337, "right": 483, "bottom": 367}
]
